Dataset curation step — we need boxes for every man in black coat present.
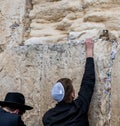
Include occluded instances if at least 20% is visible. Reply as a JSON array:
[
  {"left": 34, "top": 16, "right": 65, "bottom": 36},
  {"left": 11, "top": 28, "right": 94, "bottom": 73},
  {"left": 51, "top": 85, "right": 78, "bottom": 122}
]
[
  {"left": 42, "top": 38, "right": 95, "bottom": 126},
  {"left": 0, "top": 92, "right": 33, "bottom": 126}
]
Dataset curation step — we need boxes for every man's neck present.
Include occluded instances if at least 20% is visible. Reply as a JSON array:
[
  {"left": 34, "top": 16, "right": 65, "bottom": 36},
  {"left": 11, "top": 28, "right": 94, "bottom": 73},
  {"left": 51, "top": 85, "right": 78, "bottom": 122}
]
[{"left": 2, "top": 107, "right": 19, "bottom": 114}]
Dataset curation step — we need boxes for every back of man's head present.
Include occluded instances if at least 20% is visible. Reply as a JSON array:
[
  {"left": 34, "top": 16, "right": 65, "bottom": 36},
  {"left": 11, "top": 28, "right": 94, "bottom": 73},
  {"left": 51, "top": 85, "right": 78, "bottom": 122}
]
[{"left": 52, "top": 78, "right": 74, "bottom": 103}]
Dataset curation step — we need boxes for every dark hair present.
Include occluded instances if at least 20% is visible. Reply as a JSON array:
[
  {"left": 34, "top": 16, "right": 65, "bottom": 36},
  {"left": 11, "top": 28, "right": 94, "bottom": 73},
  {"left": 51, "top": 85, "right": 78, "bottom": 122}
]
[{"left": 57, "top": 78, "right": 74, "bottom": 103}]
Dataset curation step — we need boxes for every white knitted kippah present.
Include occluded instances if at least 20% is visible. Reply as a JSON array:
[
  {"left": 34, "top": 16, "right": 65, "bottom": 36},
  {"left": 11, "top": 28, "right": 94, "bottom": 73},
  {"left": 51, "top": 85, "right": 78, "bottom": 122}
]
[{"left": 51, "top": 82, "right": 65, "bottom": 102}]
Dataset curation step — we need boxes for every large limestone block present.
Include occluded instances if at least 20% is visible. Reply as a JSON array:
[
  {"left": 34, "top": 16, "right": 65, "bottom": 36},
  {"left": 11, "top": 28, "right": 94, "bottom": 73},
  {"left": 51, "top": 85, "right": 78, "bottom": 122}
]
[
  {"left": 0, "top": 41, "right": 86, "bottom": 126},
  {"left": 0, "top": 33, "right": 118, "bottom": 126},
  {"left": 0, "top": 0, "right": 120, "bottom": 126},
  {"left": 24, "top": 0, "right": 120, "bottom": 45}
]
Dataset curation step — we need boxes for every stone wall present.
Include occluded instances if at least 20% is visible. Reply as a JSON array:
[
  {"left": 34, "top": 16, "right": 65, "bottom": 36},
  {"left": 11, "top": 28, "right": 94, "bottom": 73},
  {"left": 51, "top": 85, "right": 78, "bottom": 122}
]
[{"left": 0, "top": 0, "right": 120, "bottom": 126}]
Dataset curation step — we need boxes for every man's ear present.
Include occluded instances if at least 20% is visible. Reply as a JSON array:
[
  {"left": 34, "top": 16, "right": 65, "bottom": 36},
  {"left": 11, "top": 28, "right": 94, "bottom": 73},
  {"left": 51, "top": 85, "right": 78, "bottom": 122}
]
[{"left": 71, "top": 91, "right": 75, "bottom": 99}]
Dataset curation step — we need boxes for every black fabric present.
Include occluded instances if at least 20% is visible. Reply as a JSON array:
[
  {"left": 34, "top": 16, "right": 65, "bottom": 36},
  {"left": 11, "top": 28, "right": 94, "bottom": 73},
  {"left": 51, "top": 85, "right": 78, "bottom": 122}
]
[
  {"left": 0, "top": 108, "right": 26, "bottom": 126},
  {"left": 42, "top": 58, "right": 95, "bottom": 126},
  {"left": 0, "top": 92, "right": 33, "bottom": 110}
]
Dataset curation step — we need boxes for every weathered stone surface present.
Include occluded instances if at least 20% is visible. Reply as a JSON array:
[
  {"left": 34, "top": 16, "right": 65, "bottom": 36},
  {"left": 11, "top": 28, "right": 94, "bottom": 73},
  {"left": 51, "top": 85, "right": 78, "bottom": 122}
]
[
  {"left": 0, "top": 0, "right": 120, "bottom": 126},
  {"left": 111, "top": 50, "right": 120, "bottom": 126}
]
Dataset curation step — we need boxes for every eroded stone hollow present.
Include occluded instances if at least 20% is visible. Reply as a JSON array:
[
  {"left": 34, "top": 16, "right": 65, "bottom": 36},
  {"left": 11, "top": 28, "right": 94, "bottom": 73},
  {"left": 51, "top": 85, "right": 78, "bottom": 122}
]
[{"left": 0, "top": 0, "right": 120, "bottom": 126}]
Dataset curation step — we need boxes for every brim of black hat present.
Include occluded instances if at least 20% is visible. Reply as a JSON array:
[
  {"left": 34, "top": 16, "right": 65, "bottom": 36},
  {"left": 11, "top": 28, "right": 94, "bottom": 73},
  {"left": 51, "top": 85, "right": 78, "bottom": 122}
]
[{"left": 0, "top": 101, "right": 33, "bottom": 110}]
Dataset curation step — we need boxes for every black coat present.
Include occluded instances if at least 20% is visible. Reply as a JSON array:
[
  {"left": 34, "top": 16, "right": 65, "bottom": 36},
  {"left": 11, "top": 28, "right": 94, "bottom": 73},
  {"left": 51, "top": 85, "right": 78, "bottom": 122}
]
[
  {"left": 0, "top": 108, "right": 26, "bottom": 126},
  {"left": 42, "top": 58, "right": 95, "bottom": 126}
]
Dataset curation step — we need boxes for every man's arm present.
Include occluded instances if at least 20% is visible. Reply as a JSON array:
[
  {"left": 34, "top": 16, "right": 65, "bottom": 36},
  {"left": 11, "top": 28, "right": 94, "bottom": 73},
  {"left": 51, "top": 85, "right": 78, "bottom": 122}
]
[{"left": 76, "top": 38, "right": 95, "bottom": 112}]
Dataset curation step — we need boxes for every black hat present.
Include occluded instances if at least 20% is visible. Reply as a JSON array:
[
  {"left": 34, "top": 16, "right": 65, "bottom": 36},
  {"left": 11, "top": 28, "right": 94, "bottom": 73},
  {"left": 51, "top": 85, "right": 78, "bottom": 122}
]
[{"left": 0, "top": 92, "right": 33, "bottom": 110}]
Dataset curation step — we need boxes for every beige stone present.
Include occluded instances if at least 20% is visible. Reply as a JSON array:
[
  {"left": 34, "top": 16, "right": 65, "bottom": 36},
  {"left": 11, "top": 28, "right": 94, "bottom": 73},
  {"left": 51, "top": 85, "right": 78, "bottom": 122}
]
[
  {"left": 111, "top": 50, "right": 120, "bottom": 126},
  {"left": 0, "top": 0, "right": 120, "bottom": 126}
]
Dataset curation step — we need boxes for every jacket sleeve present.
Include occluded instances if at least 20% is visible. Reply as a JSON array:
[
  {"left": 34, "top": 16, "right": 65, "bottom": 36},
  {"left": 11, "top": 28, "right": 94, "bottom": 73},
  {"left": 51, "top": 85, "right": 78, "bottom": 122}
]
[
  {"left": 75, "top": 57, "right": 95, "bottom": 112},
  {"left": 18, "top": 116, "right": 26, "bottom": 126}
]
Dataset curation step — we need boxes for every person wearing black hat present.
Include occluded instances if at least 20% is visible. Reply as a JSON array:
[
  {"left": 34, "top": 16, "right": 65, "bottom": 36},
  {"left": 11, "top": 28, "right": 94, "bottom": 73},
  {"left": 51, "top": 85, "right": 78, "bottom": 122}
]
[
  {"left": 42, "top": 38, "right": 95, "bottom": 126},
  {"left": 0, "top": 92, "right": 33, "bottom": 126}
]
